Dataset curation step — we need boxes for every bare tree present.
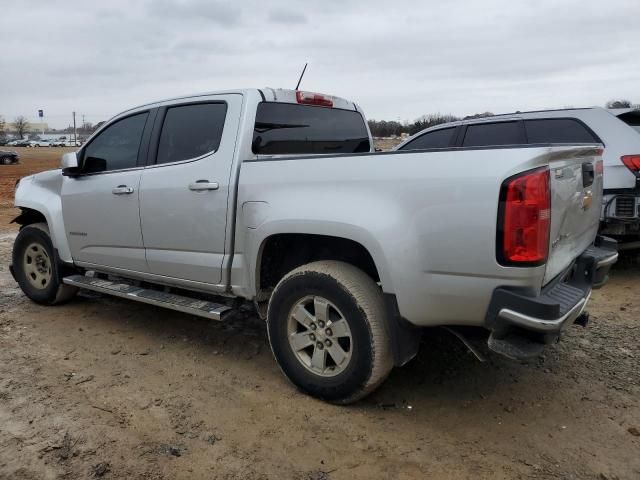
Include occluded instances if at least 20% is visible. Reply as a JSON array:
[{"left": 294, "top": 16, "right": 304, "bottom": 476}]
[
  {"left": 463, "top": 111, "right": 495, "bottom": 120},
  {"left": 408, "top": 113, "right": 459, "bottom": 135},
  {"left": 79, "top": 121, "right": 93, "bottom": 135},
  {"left": 0, "top": 116, "right": 6, "bottom": 139},
  {"left": 14, "top": 116, "right": 29, "bottom": 139},
  {"left": 606, "top": 99, "right": 632, "bottom": 109}
]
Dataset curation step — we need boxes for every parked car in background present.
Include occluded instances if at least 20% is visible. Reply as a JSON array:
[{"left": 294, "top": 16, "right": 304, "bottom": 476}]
[
  {"left": 396, "top": 107, "right": 640, "bottom": 249},
  {"left": 9, "top": 88, "right": 616, "bottom": 403},
  {"left": 7, "top": 139, "right": 30, "bottom": 147},
  {"left": 0, "top": 150, "right": 19, "bottom": 165},
  {"left": 27, "top": 139, "right": 53, "bottom": 147}
]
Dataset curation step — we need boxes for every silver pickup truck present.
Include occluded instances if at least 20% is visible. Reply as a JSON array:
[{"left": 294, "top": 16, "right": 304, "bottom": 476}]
[{"left": 10, "top": 88, "right": 617, "bottom": 403}]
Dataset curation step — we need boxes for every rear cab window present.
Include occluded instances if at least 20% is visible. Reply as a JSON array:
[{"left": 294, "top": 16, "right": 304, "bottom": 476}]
[{"left": 252, "top": 103, "right": 370, "bottom": 155}]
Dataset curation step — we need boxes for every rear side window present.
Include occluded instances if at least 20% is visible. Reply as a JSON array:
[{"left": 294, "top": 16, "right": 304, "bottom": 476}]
[
  {"left": 156, "top": 103, "right": 227, "bottom": 164},
  {"left": 83, "top": 112, "right": 149, "bottom": 172},
  {"left": 617, "top": 111, "right": 640, "bottom": 134},
  {"left": 462, "top": 122, "right": 523, "bottom": 147},
  {"left": 252, "top": 103, "right": 370, "bottom": 155},
  {"left": 399, "top": 127, "right": 455, "bottom": 150},
  {"left": 525, "top": 118, "right": 599, "bottom": 143}
]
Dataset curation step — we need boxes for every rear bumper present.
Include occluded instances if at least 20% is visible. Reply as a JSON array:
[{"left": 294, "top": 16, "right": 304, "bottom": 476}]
[{"left": 484, "top": 237, "right": 618, "bottom": 360}]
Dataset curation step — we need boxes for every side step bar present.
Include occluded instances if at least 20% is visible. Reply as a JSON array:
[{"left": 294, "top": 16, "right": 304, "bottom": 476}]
[{"left": 63, "top": 275, "right": 232, "bottom": 320}]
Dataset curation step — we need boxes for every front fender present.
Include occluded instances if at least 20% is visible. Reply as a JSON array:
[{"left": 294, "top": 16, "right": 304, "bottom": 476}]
[{"left": 14, "top": 170, "right": 72, "bottom": 263}]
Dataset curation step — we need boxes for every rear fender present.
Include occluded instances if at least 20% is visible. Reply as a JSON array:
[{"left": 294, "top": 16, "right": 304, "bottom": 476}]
[{"left": 239, "top": 219, "right": 393, "bottom": 300}]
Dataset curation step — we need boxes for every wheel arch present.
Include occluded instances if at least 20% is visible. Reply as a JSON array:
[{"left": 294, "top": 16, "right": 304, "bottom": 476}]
[
  {"left": 14, "top": 174, "right": 72, "bottom": 263},
  {"left": 253, "top": 228, "right": 394, "bottom": 301}
]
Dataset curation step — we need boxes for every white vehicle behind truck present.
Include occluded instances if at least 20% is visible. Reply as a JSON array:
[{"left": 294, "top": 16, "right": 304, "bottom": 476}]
[{"left": 10, "top": 88, "right": 617, "bottom": 403}]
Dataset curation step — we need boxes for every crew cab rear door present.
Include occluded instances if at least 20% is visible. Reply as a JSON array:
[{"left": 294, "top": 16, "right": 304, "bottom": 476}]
[{"left": 138, "top": 94, "right": 242, "bottom": 287}]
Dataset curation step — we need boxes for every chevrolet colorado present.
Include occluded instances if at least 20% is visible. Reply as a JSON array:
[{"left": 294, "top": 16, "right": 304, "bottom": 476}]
[{"left": 10, "top": 88, "right": 617, "bottom": 403}]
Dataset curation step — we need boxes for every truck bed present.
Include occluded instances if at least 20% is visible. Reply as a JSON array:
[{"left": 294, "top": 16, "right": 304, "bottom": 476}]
[{"left": 236, "top": 144, "right": 603, "bottom": 328}]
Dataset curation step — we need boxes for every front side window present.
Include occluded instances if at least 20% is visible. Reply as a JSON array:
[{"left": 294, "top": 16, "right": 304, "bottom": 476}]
[
  {"left": 462, "top": 121, "right": 523, "bottom": 147},
  {"left": 156, "top": 103, "right": 227, "bottom": 165},
  {"left": 525, "top": 118, "right": 599, "bottom": 143},
  {"left": 82, "top": 112, "right": 149, "bottom": 173},
  {"left": 399, "top": 127, "right": 455, "bottom": 150},
  {"left": 253, "top": 103, "right": 370, "bottom": 155}
]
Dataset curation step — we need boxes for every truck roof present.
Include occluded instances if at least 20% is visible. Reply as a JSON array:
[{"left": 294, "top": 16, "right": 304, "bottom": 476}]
[{"left": 119, "top": 88, "right": 360, "bottom": 117}]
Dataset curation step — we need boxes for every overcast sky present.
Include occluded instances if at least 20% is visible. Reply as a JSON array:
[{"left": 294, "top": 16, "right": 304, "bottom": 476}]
[{"left": 1, "top": 0, "right": 638, "bottom": 128}]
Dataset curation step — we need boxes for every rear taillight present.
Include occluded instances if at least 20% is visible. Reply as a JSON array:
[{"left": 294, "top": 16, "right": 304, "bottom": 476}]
[
  {"left": 295, "top": 91, "right": 333, "bottom": 107},
  {"left": 498, "top": 167, "right": 551, "bottom": 266},
  {"left": 621, "top": 155, "right": 640, "bottom": 177}
]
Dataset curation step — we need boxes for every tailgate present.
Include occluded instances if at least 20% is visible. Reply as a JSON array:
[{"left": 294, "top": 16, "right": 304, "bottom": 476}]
[{"left": 544, "top": 146, "right": 603, "bottom": 284}]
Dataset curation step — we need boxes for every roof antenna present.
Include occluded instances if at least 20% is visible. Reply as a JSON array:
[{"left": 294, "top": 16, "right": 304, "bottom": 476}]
[{"left": 295, "top": 63, "right": 308, "bottom": 90}]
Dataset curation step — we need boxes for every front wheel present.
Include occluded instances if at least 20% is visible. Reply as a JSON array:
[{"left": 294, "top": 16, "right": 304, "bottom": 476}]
[
  {"left": 267, "top": 261, "right": 393, "bottom": 404},
  {"left": 12, "top": 223, "right": 78, "bottom": 305}
]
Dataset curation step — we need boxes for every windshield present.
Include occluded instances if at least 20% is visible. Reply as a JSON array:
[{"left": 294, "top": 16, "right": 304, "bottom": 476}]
[{"left": 252, "top": 102, "right": 370, "bottom": 155}]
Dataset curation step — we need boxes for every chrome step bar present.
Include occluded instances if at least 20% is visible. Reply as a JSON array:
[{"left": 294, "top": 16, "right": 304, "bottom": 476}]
[{"left": 63, "top": 274, "right": 231, "bottom": 320}]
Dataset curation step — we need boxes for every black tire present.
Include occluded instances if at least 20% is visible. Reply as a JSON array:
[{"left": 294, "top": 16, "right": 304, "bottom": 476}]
[
  {"left": 12, "top": 223, "right": 78, "bottom": 305},
  {"left": 267, "top": 260, "right": 393, "bottom": 404},
  {"left": 1, "top": 157, "right": 11, "bottom": 165}
]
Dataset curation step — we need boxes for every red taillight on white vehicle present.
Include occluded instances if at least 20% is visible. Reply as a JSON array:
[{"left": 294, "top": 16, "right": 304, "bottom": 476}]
[
  {"left": 295, "top": 91, "right": 333, "bottom": 107},
  {"left": 498, "top": 167, "right": 551, "bottom": 266},
  {"left": 621, "top": 155, "right": 640, "bottom": 177}
]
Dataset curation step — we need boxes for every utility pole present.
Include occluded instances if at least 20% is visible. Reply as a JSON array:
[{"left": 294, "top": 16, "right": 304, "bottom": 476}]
[
  {"left": 38, "top": 109, "right": 44, "bottom": 136},
  {"left": 73, "top": 111, "right": 77, "bottom": 145}
]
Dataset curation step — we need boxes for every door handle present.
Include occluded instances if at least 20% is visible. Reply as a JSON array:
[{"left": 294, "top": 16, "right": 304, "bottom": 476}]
[
  {"left": 582, "top": 162, "right": 594, "bottom": 188},
  {"left": 189, "top": 180, "right": 219, "bottom": 191},
  {"left": 112, "top": 185, "right": 134, "bottom": 195}
]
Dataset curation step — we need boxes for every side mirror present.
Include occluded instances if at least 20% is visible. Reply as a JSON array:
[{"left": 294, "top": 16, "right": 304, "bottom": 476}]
[
  {"left": 61, "top": 152, "right": 80, "bottom": 176},
  {"left": 61, "top": 152, "right": 78, "bottom": 169}
]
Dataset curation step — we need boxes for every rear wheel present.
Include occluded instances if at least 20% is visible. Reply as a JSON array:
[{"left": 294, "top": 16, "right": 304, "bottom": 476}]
[
  {"left": 1, "top": 157, "right": 11, "bottom": 165},
  {"left": 12, "top": 223, "right": 78, "bottom": 305},
  {"left": 267, "top": 261, "right": 392, "bottom": 404}
]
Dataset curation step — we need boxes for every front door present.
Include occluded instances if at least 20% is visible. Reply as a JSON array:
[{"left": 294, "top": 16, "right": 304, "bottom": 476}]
[
  {"left": 139, "top": 95, "right": 241, "bottom": 286},
  {"left": 62, "top": 110, "right": 154, "bottom": 272}
]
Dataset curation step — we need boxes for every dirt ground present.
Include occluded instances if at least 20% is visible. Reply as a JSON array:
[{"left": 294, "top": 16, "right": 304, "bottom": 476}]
[
  {"left": 0, "top": 149, "right": 639, "bottom": 480},
  {"left": 0, "top": 147, "right": 76, "bottom": 228}
]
